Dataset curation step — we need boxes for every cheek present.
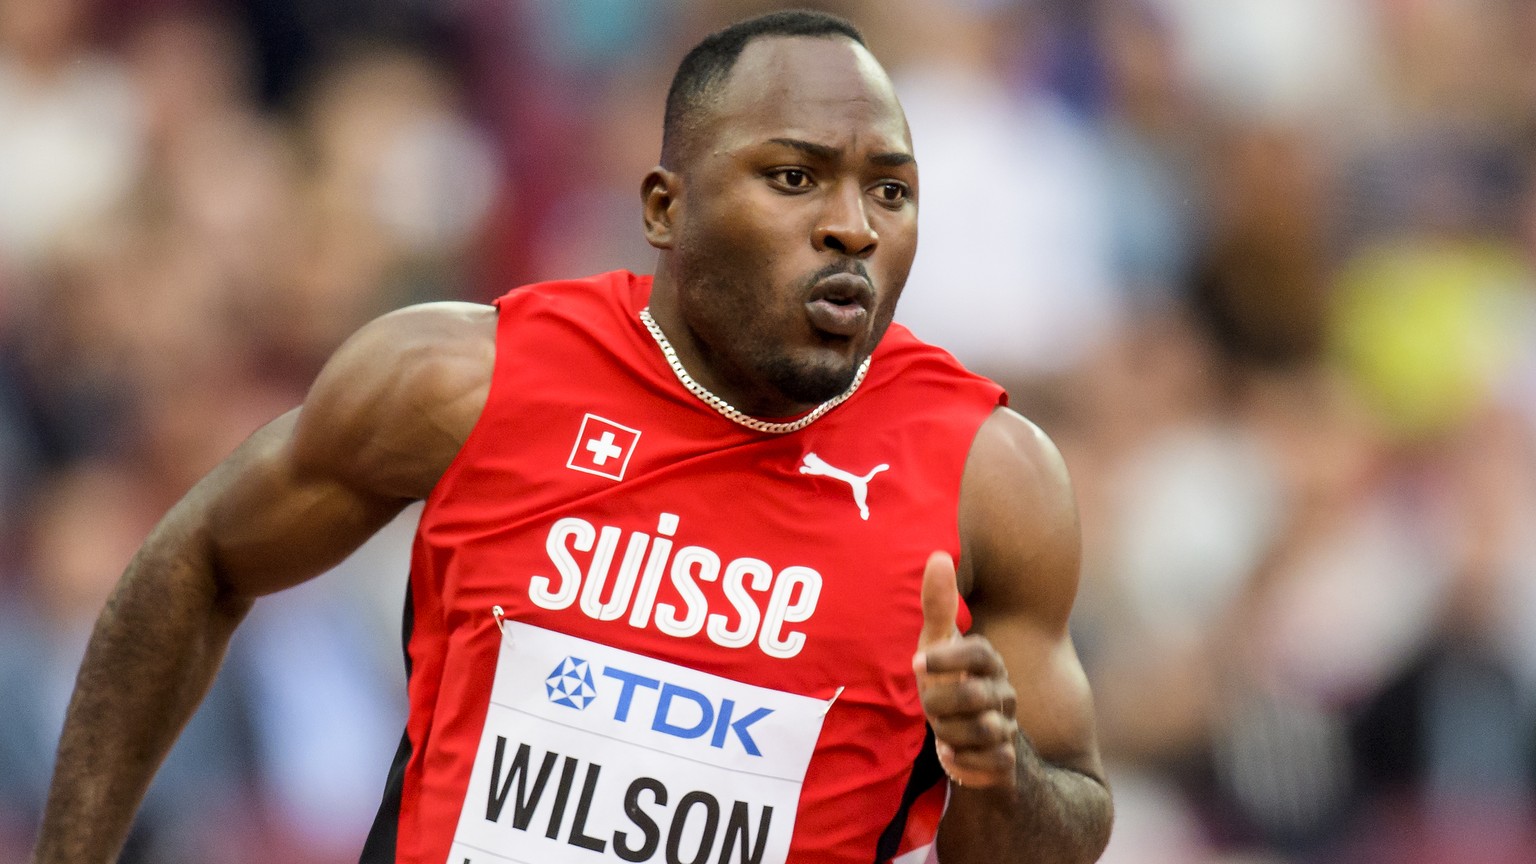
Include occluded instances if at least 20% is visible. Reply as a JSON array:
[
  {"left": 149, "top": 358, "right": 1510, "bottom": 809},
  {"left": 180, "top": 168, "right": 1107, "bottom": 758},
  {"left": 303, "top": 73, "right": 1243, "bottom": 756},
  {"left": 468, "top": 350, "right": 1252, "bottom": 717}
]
[
  {"left": 732, "top": 194, "right": 809, "bottom": 262},
  {"left": 875, "top": 218, "right": 917, "bottom": 285},
  {"left": 690, "top": 206, "right": 807, "bottom": 297},
  {"left": 680, "top": 192, "right": 782, "bottom": 268}
]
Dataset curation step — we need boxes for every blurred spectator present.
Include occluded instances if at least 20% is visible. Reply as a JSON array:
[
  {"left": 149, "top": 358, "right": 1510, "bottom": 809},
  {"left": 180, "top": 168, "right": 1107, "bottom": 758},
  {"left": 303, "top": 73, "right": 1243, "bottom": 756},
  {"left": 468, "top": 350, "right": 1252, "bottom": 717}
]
[
  {"left": 1329, "top": 233, "right": 1533, "bottom": 441},
  {"left": 285, "top": 47, "right": 500, "bottom": 362},
  {"left": 522, "top": 63, "right": 670, "bottom": 281},
  {"left": 1145, "top": 0, "right": 1387, "bottom": 134},
  {"left": 0, "top": 0, "right": 144, "bottom": 286},
  {"left": 889, "top": 0, "right": 1121, "bottom": 388},
  {"left": 1090, "top": 0, "right": 1205, "bottom": 304}
]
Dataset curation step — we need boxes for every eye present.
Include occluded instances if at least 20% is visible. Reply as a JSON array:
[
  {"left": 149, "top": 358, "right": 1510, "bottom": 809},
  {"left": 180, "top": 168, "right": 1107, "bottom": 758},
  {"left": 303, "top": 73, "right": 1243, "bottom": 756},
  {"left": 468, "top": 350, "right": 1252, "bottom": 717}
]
[
  {"left": 874, "top": 181, "right": 910, "bottom": 205},
  {"left": 769, "top": 168, "right": 812, "bottom": 190}
]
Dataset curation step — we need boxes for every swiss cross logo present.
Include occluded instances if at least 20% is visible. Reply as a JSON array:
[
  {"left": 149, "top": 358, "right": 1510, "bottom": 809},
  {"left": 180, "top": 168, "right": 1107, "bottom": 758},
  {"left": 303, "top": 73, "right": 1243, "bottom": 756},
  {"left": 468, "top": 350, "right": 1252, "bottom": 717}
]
[{"left": 566, "top": 414, "right": 641, "bottom": 481}]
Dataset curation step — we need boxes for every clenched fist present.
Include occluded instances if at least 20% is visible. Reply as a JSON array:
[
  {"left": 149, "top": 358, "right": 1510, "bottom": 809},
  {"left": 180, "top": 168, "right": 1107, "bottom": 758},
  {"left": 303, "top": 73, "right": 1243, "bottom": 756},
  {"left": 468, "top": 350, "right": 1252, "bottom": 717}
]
[{"left": 912, "top": 551, "right": 1020, "bottom": 789}]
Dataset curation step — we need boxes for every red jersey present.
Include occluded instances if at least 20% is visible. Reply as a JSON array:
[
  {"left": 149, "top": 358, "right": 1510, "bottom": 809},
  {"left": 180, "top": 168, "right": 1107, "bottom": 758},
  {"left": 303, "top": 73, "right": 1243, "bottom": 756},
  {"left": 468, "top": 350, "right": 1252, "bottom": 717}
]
[{"left": 360, "top": 271, "right": 1005, "bottom": 864}]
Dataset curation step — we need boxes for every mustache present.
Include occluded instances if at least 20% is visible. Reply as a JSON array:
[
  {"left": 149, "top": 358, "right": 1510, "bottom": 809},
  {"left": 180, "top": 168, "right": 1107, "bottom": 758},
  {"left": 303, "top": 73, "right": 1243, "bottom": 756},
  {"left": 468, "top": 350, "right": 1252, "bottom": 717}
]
[{"left": 802, "top": 260, "right": 870, "bottom": 289}]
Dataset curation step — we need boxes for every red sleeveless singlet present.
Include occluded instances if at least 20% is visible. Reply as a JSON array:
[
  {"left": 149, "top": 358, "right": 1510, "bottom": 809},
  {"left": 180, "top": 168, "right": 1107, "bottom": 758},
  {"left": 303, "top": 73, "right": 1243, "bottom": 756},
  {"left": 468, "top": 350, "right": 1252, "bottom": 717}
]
[{"left": 364, "top": 271, "right": 1005, "bottom": 864}]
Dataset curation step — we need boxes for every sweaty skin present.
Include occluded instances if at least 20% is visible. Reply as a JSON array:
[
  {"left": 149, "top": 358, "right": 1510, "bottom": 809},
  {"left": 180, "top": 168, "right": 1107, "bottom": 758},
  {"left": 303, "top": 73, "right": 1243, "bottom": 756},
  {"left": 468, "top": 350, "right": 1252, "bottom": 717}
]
[{"left": 31, "top": 33, "right": 1110, "bottom": 864}]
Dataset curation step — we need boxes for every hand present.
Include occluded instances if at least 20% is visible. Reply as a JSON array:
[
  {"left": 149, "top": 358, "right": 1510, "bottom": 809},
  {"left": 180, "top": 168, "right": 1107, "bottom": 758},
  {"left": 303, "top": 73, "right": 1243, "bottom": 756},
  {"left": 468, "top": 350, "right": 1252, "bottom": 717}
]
[{"left": 913, "top": 551, "right": 1020, "bottom": 789}]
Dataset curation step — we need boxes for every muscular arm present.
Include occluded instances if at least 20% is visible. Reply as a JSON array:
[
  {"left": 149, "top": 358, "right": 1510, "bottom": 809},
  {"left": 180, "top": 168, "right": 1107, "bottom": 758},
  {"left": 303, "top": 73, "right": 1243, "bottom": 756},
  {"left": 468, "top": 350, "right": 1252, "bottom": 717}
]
[
  {"left": 920, "top": 407, "right": 1113, "bottom": 863},
  {"left": 30, "top": 302, "right": 496, "bottom": 864}
]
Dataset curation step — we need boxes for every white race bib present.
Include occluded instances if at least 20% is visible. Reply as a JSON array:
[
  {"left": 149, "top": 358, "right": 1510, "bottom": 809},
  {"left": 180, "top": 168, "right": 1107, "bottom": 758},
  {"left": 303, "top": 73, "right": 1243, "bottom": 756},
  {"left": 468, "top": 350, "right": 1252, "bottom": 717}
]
[{"left": 447, "top": 619, "right": 832, "bottom": 864}]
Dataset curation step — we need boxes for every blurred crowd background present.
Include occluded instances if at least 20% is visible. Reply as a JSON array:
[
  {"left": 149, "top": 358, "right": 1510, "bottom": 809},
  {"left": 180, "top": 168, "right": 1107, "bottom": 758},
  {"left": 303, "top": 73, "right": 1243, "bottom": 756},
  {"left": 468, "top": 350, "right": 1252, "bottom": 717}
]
[{"left": 2, "top": 0, "right": 1535, "bottom": 862}]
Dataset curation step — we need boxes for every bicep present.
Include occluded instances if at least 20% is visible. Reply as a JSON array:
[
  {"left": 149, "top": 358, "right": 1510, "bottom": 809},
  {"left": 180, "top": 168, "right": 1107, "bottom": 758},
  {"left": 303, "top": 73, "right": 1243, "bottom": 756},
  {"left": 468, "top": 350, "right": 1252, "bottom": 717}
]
[
  {"left": 962, "top": 408, "right": 1106, "bottom": 780},
  {"left": 161, "top": 301, "right": 491, "bottom": 601},
  {"left": 192, "top": 409, "right": 410, "bottom": 599}
]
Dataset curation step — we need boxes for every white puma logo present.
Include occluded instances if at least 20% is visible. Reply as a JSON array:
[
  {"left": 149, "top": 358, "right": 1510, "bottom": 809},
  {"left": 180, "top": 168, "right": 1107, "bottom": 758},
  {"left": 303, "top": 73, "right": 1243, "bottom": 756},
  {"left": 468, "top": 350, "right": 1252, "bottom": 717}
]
[{"left": 799, "top": 452, "right": 889, "bottom": 521}]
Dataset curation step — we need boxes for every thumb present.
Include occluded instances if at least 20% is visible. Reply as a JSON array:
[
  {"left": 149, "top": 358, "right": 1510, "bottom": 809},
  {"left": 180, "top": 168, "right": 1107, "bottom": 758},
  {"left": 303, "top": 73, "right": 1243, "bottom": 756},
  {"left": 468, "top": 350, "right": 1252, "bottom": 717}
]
[{"left": 917, "top": 550, "right": 960, "bottom": 651}]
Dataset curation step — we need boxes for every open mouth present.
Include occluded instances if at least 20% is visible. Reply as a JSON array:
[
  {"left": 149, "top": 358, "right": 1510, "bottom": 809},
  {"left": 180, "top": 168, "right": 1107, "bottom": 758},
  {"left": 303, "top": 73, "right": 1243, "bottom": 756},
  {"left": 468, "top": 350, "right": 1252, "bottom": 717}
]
[{"left": 806, "top": 273, "right": 873, "bottom": 337}]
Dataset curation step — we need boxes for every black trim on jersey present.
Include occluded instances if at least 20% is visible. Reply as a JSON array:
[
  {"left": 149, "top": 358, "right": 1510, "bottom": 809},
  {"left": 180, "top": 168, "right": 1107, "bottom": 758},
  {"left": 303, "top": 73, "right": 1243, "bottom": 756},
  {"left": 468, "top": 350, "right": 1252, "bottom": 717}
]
[
  {"left": 359, "top": 581, "right": 415, "bottom": 863},
  {"left": 872, "top": 725, "right": 946, "bottom": 863},
  {"left": 359, "top": 730, "right": 412, "bottom": 863}
]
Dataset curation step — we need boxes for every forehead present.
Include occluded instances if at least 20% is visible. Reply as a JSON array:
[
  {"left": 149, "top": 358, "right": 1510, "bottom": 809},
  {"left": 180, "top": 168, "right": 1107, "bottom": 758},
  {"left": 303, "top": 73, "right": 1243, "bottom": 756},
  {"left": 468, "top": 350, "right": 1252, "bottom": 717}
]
[{"left": 705, "top": 36, "right": 910, "bottom": 153}]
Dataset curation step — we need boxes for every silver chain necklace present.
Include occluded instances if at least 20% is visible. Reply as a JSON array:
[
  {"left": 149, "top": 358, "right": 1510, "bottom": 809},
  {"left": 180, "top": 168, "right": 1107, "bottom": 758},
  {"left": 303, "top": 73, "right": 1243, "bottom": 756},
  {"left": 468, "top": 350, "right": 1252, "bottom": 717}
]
[{"left": 639, "top": 306, "right": 871, "bottom": 434}]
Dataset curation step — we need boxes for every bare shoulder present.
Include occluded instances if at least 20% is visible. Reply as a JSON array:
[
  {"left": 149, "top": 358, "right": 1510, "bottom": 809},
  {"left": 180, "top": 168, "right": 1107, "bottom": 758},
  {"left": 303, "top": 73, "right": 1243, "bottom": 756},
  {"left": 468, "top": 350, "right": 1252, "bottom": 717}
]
[
  {"left": 292, "top": 301, "right": 498, "bottom": 500},
  {"left": 957, "top": 406, "right": 1081, "bottom": 623}
]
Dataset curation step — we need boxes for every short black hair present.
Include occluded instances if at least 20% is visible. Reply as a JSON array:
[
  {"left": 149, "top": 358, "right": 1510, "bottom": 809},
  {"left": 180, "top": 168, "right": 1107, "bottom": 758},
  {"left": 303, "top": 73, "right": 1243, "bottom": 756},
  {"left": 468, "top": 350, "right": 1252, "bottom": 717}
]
[{"left": 661, "top": 9, "right": 866, "bottom": 168}]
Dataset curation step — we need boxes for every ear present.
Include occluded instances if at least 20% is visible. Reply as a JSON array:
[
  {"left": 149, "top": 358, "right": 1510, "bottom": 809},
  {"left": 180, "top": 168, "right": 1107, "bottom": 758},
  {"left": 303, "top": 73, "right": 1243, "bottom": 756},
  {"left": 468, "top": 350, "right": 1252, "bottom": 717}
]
[{"left": 642, "top": 167, "right": 681, "bottom": 250}]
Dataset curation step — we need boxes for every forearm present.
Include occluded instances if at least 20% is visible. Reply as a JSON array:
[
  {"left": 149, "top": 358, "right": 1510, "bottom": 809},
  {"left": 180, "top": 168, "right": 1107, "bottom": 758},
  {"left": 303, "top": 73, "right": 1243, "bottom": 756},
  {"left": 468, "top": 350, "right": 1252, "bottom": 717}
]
[
  {"left": 31, "top": 516, "right": 252, "bottom": 864},
  {"left": 937, "top": 736, "right": 1113, "bottom": 864}
]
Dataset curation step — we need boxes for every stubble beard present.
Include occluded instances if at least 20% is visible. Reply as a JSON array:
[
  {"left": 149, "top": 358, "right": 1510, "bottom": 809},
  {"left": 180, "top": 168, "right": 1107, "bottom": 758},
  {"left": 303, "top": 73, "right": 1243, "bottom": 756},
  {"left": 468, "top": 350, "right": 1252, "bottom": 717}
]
[
  {"left": 701, "top": 273, "right": 883, "bottom": 410},
  {"left": 759, "top": 348, "right": 862, "bottom": 406},
  {"left": 679, "top": 277, "right": 862, "bottom": 411},
  {"left": 672, "top": 233, "right": 894, "bottom": 412}
]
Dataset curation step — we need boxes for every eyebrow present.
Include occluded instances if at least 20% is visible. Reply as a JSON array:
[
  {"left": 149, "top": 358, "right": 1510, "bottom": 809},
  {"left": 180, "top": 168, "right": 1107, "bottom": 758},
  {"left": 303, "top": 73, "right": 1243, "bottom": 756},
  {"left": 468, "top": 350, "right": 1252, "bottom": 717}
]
[{"left": 766, "top": 137, "right": 915, "bottom": 168}]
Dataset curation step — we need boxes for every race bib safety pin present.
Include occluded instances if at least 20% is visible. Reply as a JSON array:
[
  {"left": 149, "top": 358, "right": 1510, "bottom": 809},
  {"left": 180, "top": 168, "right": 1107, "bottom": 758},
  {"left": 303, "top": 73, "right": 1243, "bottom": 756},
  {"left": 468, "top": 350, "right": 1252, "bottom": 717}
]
[{"left": 822, "top": 685, "right": 845, "bottom": 716}]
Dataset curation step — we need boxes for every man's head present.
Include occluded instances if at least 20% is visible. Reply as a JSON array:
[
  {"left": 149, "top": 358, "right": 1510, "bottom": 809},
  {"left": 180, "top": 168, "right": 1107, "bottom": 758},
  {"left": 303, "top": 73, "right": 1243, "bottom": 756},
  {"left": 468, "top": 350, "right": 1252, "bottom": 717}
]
[
  {"left": 642, "top": 10, "right": 918, "bottom": 418},
  {"left": 660, "top": 10, "right": 867, "bottom": 170}
]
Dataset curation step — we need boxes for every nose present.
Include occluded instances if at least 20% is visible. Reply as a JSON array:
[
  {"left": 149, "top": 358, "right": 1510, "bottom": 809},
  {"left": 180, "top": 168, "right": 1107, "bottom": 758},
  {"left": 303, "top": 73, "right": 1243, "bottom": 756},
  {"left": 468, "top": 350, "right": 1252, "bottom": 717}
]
[{"left": 814, "top": 181, "right": 878, "bottom": 258}]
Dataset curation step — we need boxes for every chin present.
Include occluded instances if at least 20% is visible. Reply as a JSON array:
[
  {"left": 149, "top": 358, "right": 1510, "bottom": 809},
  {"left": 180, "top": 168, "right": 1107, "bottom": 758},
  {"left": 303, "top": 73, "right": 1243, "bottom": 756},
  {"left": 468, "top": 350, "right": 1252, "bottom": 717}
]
[{"left": 764, "top": 355, "right": 862, "bottom": 405}]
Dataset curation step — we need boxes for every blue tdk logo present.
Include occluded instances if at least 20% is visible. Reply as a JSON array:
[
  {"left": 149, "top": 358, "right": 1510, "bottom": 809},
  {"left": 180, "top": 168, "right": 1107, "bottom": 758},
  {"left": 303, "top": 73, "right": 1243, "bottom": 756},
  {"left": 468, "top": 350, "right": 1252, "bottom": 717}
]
[
  {"left": 545, "top": 657, "right": 598, "bottom": 710},
  {"left": 600, "top": 666, "right": 773, "bottom": 757},
  {"left": 543, "top": 657, "right": 774, "bottom": 756}
]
